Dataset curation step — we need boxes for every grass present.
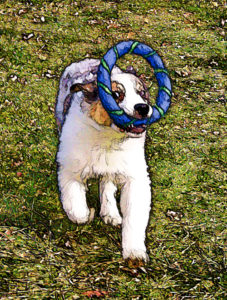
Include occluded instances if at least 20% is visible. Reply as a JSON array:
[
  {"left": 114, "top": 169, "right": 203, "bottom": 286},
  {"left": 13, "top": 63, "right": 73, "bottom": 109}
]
[{"left": 0, "top": 0, "right": 226, "bottom": 298}]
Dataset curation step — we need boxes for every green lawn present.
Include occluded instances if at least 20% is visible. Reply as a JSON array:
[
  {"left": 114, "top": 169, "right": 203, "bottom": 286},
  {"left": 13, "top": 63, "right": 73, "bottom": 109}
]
[{"left": 0, "top": 0, "right": 226, "bottom": 298}]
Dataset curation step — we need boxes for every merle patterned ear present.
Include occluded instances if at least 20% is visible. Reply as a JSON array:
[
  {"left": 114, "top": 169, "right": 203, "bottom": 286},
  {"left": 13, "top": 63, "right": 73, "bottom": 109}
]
[
  {"left": 70, "top": 82, "right": 98, "bottom": 103},
  {"left": 125, "top": 65, "right": 137, "bottom": 75}
]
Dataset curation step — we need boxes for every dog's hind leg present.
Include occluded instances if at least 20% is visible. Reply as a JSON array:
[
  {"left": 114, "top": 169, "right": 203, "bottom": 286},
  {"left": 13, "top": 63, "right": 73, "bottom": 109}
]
[
  {"left": 99, "top": 179, "right": 122, "bottom": 226},
  {"left": 120, "top": 175, "right": 151, "bottom": 262},
  {"left": 58, "top": 168, "right": 90, "bottom": 224}
]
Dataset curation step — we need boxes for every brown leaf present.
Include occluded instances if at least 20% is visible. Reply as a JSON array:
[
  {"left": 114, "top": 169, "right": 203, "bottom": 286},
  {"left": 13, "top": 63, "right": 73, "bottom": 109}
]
[
  {"left": 5, "top": 229, "right": 12, "bottom": 235},
  {"left": 161, "top": 41, "right": 172, "bottom": 47},
  {"left": 107, "top": 23, "right": 120, "bottom": 29},
  {"left": 82, "top": 290, "right": 108, "bottom": 298},
  {"left": 127, "top": 32, "right": 135, "bottom": 39}
]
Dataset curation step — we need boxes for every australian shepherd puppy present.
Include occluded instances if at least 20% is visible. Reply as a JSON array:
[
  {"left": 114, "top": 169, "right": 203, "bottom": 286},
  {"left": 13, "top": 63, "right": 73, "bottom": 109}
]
[{"left": 56, "top": 59, "right": 152, "bottom": 262}]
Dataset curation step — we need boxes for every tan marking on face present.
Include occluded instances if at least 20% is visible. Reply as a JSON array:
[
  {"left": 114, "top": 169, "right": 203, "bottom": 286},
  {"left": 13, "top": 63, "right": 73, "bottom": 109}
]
[
  {"left": 111, "top": 81, "right": 118, "bottom": 90},
  {"left": 89, "top": 81, "right": 125, "bottom": 127},
  {"left": 89, "top": 100, "right": 112, "bottom": 126},
  {"left": 111, "top": 81, "right": 125, "bottom": 103}
]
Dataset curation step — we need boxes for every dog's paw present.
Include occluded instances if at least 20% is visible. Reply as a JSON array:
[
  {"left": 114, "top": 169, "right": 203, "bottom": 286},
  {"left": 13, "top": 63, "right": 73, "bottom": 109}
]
[
  {"left": 101, "top": 214, "right": 122, "bottom": 226},
  {"left": 123, "top": 249, "right": 149, "bottom": 263},
  {"left": 66, "top": 207, "right": 90, "bottom": 224}
]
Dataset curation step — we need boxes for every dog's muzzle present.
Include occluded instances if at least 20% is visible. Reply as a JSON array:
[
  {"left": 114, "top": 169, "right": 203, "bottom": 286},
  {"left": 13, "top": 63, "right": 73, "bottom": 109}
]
[
  {"left": 122, "top": 103, "right": 149, "bottom": 134},
  {"left": 118, "top": 103, "right": 150, "bottom": 135}
]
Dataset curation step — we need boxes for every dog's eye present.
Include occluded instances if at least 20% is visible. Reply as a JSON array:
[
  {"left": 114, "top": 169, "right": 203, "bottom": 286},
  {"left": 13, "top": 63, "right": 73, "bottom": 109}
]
[
  {"left": 112, "top": 91, "right": 124, "bottom": 102},
  {"left": 112, "top": 91, "right": 120, "bottom": 99}
]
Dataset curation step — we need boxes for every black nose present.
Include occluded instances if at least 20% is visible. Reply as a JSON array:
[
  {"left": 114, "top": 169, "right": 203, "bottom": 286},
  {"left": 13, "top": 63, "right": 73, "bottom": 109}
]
[{"left": 134, "top": 103, "right": 149, "bottom": 118}]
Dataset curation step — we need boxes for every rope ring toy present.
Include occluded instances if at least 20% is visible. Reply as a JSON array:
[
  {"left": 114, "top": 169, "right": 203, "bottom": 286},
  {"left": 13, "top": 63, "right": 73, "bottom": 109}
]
[{"left": 97, "top": 40, "right": 172, "bottom": 128}]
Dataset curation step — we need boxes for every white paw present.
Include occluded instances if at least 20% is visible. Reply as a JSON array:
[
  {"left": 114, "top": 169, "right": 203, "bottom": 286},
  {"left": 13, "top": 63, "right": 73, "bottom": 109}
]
[
  {"left": 123, "top": 249, "right": 149, "bottom": 262},
  {"left": 101, "top": 214, "right": 122, "bottom": 226},
  {"left": 66, "top": 208, "right": 90, "bottom": 224}
]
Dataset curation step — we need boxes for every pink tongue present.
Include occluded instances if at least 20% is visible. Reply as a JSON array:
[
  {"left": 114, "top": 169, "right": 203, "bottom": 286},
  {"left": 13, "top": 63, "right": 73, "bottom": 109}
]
[{"left": 130, "top": 126, "right": 145, "bottom": 134}]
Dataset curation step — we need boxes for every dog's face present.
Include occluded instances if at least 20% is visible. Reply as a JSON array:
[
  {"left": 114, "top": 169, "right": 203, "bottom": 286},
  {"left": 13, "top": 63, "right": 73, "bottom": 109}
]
[
  {"left": 71, "top": 71, "right": 152, "bottom": 137},
  {"left": 110, "top": 72, "right": 152, "bottom": 136}
]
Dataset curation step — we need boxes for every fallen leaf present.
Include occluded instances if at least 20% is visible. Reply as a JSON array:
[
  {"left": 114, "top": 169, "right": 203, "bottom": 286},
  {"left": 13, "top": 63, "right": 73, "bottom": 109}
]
[
  {"left": 161, "top": 41, "right": 172, "bottom": 47},
  {"left": 107, "top": 23, "right": 120, "bottom": 29},
  {"left": 166, "top": 209, "right": 183, "bottom": 221},
  {"left": 82, "top": 290, "right": 108, "bottom": 298},
  {"left": 5, "top": 229, "right": 12, "bottom": 235},
  {"left": 9, "top": 74, "right": 18, "bottom": 82},
  {"left": 127, "top": 32, "right": 135, "bottom": 39},
  {"left": 22, "top": 33, "right": 34, "bottom": 41},
  {"left": 43, "top": 70, "right": 55, "bottom": 78},
  {"left": 18, "top": 9, "right": 28, "bottom": 15},
  {"left": 65, "top": 240, "right": 71, "bottom": 247}
]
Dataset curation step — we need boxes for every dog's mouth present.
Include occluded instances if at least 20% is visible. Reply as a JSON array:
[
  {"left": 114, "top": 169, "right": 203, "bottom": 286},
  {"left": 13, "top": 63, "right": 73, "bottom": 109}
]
[{"left": 119, "top": 124, "right": 147, "bottom": 135}]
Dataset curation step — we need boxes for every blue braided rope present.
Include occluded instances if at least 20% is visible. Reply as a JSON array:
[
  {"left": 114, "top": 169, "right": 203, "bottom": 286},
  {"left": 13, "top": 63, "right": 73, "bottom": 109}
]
[{"left": 97, "top": 40, "right": 172, "bottom": 128}]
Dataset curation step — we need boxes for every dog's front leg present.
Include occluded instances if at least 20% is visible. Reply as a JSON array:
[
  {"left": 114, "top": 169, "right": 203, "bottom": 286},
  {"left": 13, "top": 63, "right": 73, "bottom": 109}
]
[
  {"left": 120, "top": 175, "right": 151, "bottom": 262},
  {"left": 99, "top": 178, "right": 122, "bottom": 226},
  {"left": 58, "top": 167, "right": 90, "bottom": 224}
]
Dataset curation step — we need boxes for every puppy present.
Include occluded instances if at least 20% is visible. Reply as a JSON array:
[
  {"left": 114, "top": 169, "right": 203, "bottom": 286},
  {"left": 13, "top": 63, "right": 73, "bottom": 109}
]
[{"left": 56, "top": 59, "right": 152, "bottom": 261}]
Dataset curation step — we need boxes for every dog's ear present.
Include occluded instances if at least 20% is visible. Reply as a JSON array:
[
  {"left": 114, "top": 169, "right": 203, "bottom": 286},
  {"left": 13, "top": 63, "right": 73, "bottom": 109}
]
[{"left": 70, "top": 82, "right": 98, "bottom": 103}]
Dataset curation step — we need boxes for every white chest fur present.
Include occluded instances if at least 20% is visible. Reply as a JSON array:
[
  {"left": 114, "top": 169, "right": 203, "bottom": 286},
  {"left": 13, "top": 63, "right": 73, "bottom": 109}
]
[{"left": 57, "top": 99, "right": 147, "bottom": 181}]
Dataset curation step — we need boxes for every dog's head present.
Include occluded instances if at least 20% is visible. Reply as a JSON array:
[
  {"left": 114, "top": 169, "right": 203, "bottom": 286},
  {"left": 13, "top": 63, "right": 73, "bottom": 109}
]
[
  {"left": 110, "top": 71, "right": 152, "bottom": 136},
  {"left": 70, "top": 67, "right": 152, "bottom": 137}
]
